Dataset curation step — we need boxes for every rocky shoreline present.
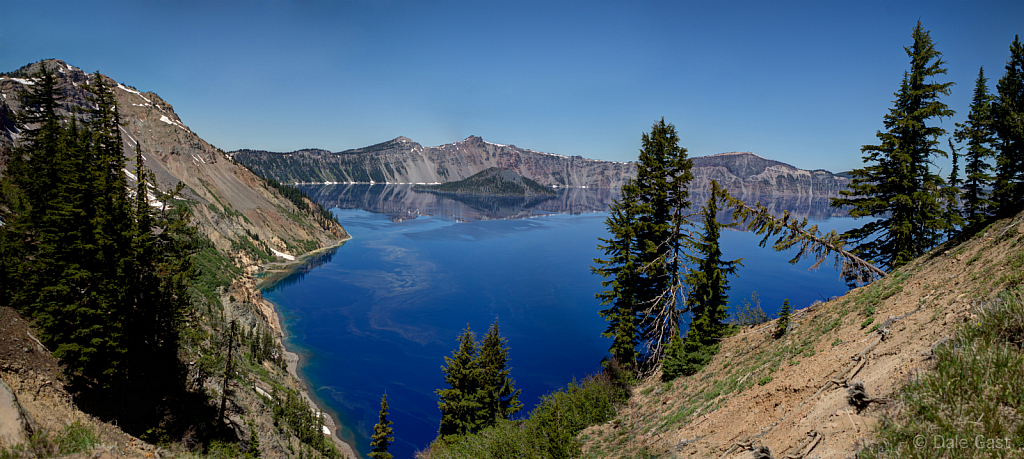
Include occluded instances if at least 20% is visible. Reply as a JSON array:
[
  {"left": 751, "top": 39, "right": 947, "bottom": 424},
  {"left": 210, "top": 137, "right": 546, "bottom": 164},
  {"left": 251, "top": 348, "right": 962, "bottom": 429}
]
[{"left": 254, "top": 236, "right": 360, "bottom": 459}]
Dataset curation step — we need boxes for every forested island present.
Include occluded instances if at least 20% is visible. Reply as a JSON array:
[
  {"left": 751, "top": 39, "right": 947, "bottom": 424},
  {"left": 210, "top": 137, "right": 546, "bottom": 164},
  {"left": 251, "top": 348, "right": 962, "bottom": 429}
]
[{"left": 413, "top": 167, "right": 556, "bottom": 197}]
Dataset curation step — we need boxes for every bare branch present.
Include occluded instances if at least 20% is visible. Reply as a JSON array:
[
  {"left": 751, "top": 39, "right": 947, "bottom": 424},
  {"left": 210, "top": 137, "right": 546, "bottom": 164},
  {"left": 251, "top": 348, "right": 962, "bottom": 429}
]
[{"left": 724, "top": 196, "right": 887, "bottom": 283}]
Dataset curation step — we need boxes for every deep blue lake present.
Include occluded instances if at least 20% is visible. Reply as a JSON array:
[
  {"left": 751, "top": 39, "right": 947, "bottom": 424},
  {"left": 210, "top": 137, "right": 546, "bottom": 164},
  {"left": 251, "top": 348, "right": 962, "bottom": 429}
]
[{"left": 263, "top": 185, "right": 861, "bottom": 458}]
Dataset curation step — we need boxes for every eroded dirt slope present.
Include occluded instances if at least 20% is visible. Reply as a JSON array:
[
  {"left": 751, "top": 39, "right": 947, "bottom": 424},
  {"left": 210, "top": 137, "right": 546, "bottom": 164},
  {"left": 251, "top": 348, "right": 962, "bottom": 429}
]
[{"left": 581, "top": 209, "right": 1024, "bottom": 459}]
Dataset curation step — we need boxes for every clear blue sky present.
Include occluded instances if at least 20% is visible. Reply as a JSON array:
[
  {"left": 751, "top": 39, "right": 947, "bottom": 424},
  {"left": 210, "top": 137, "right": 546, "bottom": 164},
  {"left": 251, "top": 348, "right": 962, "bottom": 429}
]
[{"left": 2, "top": 1, "right": 1021, "bottom": 172}]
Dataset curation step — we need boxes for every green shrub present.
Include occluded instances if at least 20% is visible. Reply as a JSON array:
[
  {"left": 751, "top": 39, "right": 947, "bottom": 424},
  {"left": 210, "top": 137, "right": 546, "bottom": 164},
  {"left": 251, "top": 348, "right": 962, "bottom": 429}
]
[
  {"left": 426, "top": 373, "right": 629, "bottom": 459},
  {"left": 0, "top": 421, "right": 99, "bottom": 459},
  {"left": 730, "top": 292, "right": 770, "bottom": 326}
]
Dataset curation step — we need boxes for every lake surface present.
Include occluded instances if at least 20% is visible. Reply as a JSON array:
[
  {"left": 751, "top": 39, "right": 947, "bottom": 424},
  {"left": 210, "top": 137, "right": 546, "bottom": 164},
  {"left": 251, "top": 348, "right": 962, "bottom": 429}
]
[{"left": 264, "top": 185, "right": 861, "bottom": 458}]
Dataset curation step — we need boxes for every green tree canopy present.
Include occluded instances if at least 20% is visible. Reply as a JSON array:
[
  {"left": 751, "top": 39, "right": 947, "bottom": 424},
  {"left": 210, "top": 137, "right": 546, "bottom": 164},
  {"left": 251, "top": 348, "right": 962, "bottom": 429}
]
[
  {"left": 831, "top": 21, "right": 957, "bottom": 271},
  {"left": 368, "top": 392, "right": 394, "bottom": 459},
  {"left": 0, "top": 67, "right": 196, "bottom": 430},
  {"left": 953, "top": 67, "right": 997, "bottom": 225},
  {"left": 592, "top": 118, "right": 694, "bottom": 372},
  {"left": 436, "top": 327, "right": 482, "bottom": 440},
  {"left": 992, "top": 35, "right": 1024, "bottom": 212}
]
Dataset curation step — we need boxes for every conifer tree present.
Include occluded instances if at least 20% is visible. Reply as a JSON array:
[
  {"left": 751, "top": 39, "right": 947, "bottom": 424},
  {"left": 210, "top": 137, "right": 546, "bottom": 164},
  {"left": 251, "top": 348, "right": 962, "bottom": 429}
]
[
  {"left": 953, "top": 67, "right": 997, "bottom": 225},
  {"left": 593, "top": 197, "right": 640, "bottom": 369},
  {"left": 476, "top": 320, "right": 522, "bottom": 427},
  {"left": 593, "top": 118, "right": 693, "bottom": 371},
  {"left": 773, "top": 299, "right": 791, "bottom": 339},
  {"left": 368, "top": 392, "right": 394, "bottom": 459},
  {"left": 660, "top": 332, "right": 686, "bottom": 381},
  {"left": 831, "top": 21, "right": 956, "bottom": 271},
  {"left": 436, "top": 327, "right": 482, "bottom": 439},
  {"left": 992, "top": 35, "right": 1024, "bottom": 213},
  {"left": 677, "top": 180, "right": 741, "bottom": 375},
  {"left": 0, "top": 65, "right": 195, "bottom": 429}
]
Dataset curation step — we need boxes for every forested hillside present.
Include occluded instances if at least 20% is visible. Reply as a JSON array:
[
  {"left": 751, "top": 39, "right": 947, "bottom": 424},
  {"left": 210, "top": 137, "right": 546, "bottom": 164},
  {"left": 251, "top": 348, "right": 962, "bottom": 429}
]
[
  {"left": 413, "top": 167, "right": 555, "bottom": 196},
  {"left": 0, "top": 60, "right": 356, "bottom": 459}
]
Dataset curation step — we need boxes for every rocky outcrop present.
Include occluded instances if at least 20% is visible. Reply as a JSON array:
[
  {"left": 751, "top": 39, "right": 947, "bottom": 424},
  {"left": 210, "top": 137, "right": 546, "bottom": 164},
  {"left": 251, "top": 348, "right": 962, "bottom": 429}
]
[
  {"left": 0, "top": 377, "right": 34, "bottom": 446},
  {"left": 233, "top": 140, "right": 849, "bottom": 199}
]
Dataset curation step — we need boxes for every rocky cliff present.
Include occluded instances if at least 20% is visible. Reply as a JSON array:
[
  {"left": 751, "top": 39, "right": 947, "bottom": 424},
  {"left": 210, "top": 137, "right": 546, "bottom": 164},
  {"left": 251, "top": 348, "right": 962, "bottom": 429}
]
[
  {"left": 691, "top": 151, "right": 850, "bottom": 198},
  {"left": 232, "top": 135, "right": 637, "bottom": 189},
  {"left": 0, "top": 60, "right": 347, "bottom": 262},
  {"left": 233, "top": 139, "right": 849, "bottom": 199}
]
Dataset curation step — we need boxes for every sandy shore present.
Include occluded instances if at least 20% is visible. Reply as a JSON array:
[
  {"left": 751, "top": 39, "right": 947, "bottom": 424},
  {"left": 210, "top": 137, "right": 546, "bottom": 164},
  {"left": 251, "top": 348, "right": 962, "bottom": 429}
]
[
  {"left": 281, "top": 346, "right": 360, "bottom": 459},
  {"left": 258, "top": 236, "right": 361, "bottom": 459}
]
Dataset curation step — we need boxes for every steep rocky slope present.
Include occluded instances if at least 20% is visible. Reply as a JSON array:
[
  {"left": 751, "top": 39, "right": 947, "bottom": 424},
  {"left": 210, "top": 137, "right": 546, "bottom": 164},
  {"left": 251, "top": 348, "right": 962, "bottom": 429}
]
[
  {"left": 0, "top": 60, "right": 347, "bottom": 262},
  {"left": 579, "top": 210, "right": 1024, "bottom": 459},
  {"left": 0, "top": 60, "right": 356, "bottom": 459},
  {"left": 232, "top": 138, "right": 849, "bottom": 198}
]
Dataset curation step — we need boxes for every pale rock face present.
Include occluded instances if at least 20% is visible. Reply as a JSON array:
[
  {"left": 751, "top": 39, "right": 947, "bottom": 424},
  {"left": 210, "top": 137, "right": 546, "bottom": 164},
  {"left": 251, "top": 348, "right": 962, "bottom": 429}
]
[{"left": 0, "top": 378, "right": 33, "bottom": 447}]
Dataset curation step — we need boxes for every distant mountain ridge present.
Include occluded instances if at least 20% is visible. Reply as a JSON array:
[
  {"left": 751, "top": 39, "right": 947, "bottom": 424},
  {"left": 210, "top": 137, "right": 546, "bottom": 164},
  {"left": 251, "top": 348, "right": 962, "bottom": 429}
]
[
  {"left": 690, "top": 151, "right": 851, "bottom": 197},
  {"left": 232, "top": 135, "right": 635, "bottom": 189},
  {"left": 233, "top": 139, "right": 849, "bottom": 198}
]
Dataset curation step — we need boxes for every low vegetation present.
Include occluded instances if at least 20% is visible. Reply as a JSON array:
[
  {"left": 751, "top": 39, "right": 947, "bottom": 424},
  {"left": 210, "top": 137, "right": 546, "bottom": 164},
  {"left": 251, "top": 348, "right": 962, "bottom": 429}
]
[
  {"left": 861, "top": 288, "right": 1024, "bottom": 458},
  {"left": 0, "top": 421, "right": 100, "bottom": 459},
  {"left": 422, "top": 370, "right": 630, "bottom": 459}
]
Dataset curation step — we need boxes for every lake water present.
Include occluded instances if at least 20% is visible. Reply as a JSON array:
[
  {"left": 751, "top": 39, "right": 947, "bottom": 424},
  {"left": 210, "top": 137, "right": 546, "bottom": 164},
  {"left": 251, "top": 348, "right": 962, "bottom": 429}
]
[{"left": 263, "top": 184, "right": 861, "bottom": 458}]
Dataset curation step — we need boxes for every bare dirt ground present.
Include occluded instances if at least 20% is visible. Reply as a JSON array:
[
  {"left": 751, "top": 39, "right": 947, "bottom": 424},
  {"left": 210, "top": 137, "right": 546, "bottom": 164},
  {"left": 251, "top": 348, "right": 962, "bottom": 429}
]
[
  {"left": 581, "top": 210, "right": 1024, "bottom": 459},
  {"left": 0, "top": 306, "right": 159, "bottom": 458}
]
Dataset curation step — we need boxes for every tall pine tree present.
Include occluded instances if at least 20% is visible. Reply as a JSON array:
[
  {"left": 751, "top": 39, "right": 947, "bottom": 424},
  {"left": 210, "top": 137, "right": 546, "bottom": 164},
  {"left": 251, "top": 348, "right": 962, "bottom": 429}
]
[
  {"left": 676, "top": 181, "right": 741, "bottom": 377},
  {"left": 436, "top": 327, "right": 482, "bottom": 440},
  {"left": 593, "top": 118, "right": 693, "bottom": 372},
  {"left": 368, "top": 392, "right": 394, "bottom": 459},
  {"left": 992, "top": 35, "right": 1024, "bottom": 213},
  {"left": 953, "top": 67, "right": 997, "bottom": 225},
  {"left": 831, "top": 21, "right": 956, "bottom": 271},
  {"left": 476, "top": 320, "right": 522, "bottom": 427},
  {"left": 592, "top": 196, "right": 640, "bottom": 369}
]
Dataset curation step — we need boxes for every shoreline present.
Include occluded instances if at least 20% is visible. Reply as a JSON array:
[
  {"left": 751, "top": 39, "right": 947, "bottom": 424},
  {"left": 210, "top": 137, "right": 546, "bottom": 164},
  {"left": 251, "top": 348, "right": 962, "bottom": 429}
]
[{"left": 257, "top": 236, "right": 362, "bottom": 459}]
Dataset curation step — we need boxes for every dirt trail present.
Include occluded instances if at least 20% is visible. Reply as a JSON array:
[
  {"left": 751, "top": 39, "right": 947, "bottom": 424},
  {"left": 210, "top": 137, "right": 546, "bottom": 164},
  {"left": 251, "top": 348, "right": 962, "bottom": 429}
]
[{"left": 581, "top": 210, "right": 1024, "bottom": 459}]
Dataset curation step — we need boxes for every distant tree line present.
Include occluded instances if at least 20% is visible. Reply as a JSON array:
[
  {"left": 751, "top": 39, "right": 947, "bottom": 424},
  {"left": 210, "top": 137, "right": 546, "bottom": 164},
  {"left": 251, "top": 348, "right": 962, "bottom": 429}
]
[
  {"left": 415, "top": 168, "right": 555, "bottom": 197},
  {"left": 259, "top": 175, "right": 340, "bottom": 231}
]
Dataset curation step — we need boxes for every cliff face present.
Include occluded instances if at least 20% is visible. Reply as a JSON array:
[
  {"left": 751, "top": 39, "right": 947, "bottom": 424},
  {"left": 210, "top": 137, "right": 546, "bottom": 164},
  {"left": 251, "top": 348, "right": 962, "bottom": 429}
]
[
  {"left": 233, "top": 135, "right": 638, "bottom": 189},
  {"left": 233, "top": 140, "right": 849, "bottom": 198},
  {"left": 0, "top": 60, "right": 346, "bottom": 261},
  {"left": 691, "top": 151, "right": 850, "bottom": 198}
]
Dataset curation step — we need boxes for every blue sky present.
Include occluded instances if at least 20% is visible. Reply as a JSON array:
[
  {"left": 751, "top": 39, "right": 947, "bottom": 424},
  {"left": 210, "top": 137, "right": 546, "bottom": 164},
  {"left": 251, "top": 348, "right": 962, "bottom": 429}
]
[{"left": 2, "top": 1, "right": 1021, "bottom": 172}]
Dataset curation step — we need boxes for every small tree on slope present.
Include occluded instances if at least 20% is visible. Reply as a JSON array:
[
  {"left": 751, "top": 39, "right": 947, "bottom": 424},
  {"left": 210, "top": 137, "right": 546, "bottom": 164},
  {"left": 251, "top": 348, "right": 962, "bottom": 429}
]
[
  {"left": 436, "top": 327, "right": 482, "bottom": 440},
  {"left": 368, "top": 392, "right": 394, "bottom": 459}
]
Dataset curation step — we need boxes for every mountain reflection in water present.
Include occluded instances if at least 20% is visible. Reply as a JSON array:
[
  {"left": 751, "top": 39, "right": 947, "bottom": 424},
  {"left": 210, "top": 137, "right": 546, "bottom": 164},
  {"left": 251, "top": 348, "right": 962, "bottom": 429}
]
[{"left": 297, "top": 184, "right": 849, "bottom": 223}]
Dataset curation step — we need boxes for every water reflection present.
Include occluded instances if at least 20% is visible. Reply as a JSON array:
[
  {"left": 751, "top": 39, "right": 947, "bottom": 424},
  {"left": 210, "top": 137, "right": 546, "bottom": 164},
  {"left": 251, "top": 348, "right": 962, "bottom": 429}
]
[
  {"left": 296, "top": 184, "right": 849, "bottom": 223},
  {"left": 262, "top": 245, "right": 341, "bottom": 292}
]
